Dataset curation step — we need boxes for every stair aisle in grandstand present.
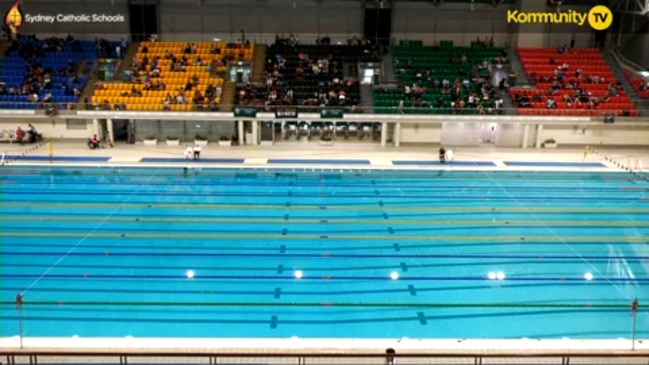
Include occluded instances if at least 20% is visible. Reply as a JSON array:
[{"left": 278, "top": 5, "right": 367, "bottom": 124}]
[
  {"left": 251, "top": 44, "right": 267, "bottom": 83},
  {"left": 220, "top": 81, "right": 236, "bottom": 112},
  {"left": 500, "top": 89, "right": 516, "bottom": 115},
  {"left": 381, "top": 51, "right": 398, "bottom": 84},
  {"left": 603, "top": 51, "right": 649, "bottom": 117},
  {"left": 115, "top": 42, "right": 140, "bottom": 77},
  {"left": 509, "top": 48, "right": 530, "bottom": 86},
  {"left": 359, "top": 83, "right": 375, "bottom": 113}
]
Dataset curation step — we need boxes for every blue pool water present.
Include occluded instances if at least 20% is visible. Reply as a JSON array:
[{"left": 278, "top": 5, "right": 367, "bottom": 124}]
[{"left": 0, "top": 166, "right": 648, "bottom": 339}]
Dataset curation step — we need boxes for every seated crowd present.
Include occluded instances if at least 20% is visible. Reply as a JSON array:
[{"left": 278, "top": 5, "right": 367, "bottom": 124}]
[
  {"left": 235, "top": 35, "right": 380, "bottom": 112},
  {"left": 374, "top": 39, "right": 507, "bottom": 114},
  {"left": 91, "top": 41, "right": 253, "bottom": 111},
  {"left": 512, "top": 47, "right": 638, "bottom": 116},
  {"left": 0, "top": 35, "right": 101, "bottom": 109}
]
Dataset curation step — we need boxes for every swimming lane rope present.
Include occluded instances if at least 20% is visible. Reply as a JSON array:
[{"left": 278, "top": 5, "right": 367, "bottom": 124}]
[{"left": 3, "top": 300, "right": 640, "bottom": 310}]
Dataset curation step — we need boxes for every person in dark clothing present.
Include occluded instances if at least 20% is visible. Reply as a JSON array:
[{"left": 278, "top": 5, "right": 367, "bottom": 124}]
[{"left": 439, "top": 147, "right": 446, "bottom": 163}]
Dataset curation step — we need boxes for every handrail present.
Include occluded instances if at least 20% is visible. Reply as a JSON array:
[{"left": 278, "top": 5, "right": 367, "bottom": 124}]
[
  {"left": 1, "top": 349, "right": 649, "bottom": 357},
  {"left": 610, "top": 46, "right": 647, "bottom": 74}
]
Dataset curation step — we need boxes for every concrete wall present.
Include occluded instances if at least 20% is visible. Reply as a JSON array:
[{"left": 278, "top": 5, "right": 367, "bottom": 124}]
[
  {"left": 540, "top": 125, "right": 649, "bottom": 146},
  {"left": 616, "top": 13, "right": 649, "bottom": 69},
  {"left": 0, "top": 119, "right": 95, "bottom": 139},
  {"left": 158, "top": 0, "right": 363, "bottom": 44},
  {"left": 398, "top": 124, "right": 442, "bottom": 144}
]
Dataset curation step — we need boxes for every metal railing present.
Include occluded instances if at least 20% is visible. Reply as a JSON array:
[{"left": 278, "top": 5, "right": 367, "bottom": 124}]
[
  {"left": 2, "top": 350, "right": 649, "bottom": 365},
  {"left": 0, "top": 102, "right": 641, "bottom": 117}
]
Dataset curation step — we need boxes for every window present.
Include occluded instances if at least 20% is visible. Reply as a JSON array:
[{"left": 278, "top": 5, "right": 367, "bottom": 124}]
[{"left": 66, "top": 120, "right": 87, "bottom": 130}]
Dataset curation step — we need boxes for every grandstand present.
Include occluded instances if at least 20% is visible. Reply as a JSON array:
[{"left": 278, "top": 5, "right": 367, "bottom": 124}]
[
  {"left": 90, "top": 42, "right": 253, "bottom": 111},
  {"left": 0, "top": 36, "right": 113, "bottom": 109},
  {"left": 234, "top": 41, "right": 380, "bottom": 111},
  {"left": 374, "top": 40, "right": 508, "bottom": 114},
  {"left": 511, "top": 48, "right": 639, "bottom": 116}
]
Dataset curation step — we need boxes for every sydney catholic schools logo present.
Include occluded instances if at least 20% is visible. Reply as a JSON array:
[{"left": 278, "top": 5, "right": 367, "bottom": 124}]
[{"left": 5, "top": 0, "right": 23, "bottom": 35}]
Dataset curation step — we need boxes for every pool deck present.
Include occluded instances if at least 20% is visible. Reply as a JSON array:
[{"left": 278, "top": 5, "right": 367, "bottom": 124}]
[
  {"left": 1, "top": 142, "right": 648, "bottom": 358},
  {"left": 1, "top": 142, "right": 648, "bottom": 173}
]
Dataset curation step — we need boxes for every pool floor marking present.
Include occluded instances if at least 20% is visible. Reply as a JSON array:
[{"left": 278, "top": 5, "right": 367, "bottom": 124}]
[
  {"left": 277, "top": 265, "right": 284, "bottom": 274},
  {"left": 393, "top": 244, "right": 401, "bottom": 252},
  {"left": 3, "top": 202, "right": 649, "bottom": 213},
  {"left": 401, "top": 263, "right": 409, "bottom": 272},
  {"left": 270, "top": 315, "right": 278, "bottom": 329},
  {"left": 12, "top": 215, "right": 649, "bottom": 226},
  {"left": 11, "top": 272, "right": 649, "bottom": 282},
  {"left": 282, "top": 229, "right": 288, "bottom": 236},
  {"left": 279, "top": 245, "right": 286, "bottom": 253},
  {"left": 5, "top": 232, "right": 649, "bottom": 242},
  {"left": 408, "top": 285, "right": 417, "bottom": 296},
  {"left": 273, "top": 288, "right": 281, "bottom": 299},
  {"left": 418, "top": 312, "right": 428, "bottom": 325}
]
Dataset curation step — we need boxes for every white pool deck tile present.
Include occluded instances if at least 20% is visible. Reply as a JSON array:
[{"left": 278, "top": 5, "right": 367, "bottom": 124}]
[
  {"left": 1, "top": 142, "right": 648, "bottom": 172},
  {"left": 1, "top": 142, "right": 648, "bottom": 355}
]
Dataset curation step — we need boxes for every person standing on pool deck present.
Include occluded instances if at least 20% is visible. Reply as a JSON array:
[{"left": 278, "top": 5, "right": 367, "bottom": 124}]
[
  {"left": 385, "top": 348, "right": 397, "bottom": 365},
  {"left": 193, "top": 144, "right": 202, "bottom": 160}
]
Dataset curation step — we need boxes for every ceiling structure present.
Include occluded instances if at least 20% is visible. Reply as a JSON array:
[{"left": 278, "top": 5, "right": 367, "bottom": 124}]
[{"left": 22, "top": 0, "right": 649, "bottom": 16}]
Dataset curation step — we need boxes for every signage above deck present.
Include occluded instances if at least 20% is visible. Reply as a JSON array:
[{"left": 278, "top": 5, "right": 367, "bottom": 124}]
[
  {"left": 320, "top": 108, "right": 344, "bottom": 119},
  {"left": 233, "top": 107, "right": 257, "bottom": 118},
  {"left": 275, "top": 108, "right": 299, "bottom": 119}
]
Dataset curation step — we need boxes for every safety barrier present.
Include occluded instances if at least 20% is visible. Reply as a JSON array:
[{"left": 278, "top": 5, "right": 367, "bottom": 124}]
[
  {"left": 585, "top": 146, "right": 648, "bottom": 182},
  {"left": 2, "top": 349, "right": 649, "bottom": 365},
  {"left": 0, "top": 140, "right": 52, "bottom": 166}
]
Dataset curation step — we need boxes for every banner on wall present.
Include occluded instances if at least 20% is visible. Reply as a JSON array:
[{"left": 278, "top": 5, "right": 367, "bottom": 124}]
[{"left": 4, "top": 0, "right": 125, "bottom": 35}]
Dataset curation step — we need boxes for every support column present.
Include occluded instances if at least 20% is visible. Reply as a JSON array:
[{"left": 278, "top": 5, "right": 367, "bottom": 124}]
[
  {"left": 107, "top": 119, "right": 114, "bottom": 143},
  {"left": 380, "top": 122, "right": 387, "bottom": 147},
  {"left": 522, "top": 124, "right": 529, "bottom": 148},
  {"left": 535, "top": 124, "right": 543, "bottom": 148},
  {"left": 237, "top": 121, "right": 244, "bottom": 146},
  {"left": 92, "top": 119, "right": 99, "bottom": 136},
  {"left": 251, "top": 121, "right": 258, "bottom": 146},
  {"left": 394, "top": 123, "right": 401, "bottom": 147}
]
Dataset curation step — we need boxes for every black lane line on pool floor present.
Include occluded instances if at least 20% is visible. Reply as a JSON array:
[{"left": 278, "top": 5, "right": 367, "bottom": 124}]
[
  {"left": 279, "top": 245, "right": 286, "bottom": 253},
  {"left": 393, "top": 243, "right": 401, "bottom": 251},
  {"left": 400, "top": 262, "right": 408, "bottom": 272},
  {"left": 408, "top": 285, "right": 417, "bottom": 296},
  {"left": 270, "top": 315, "right": 278, "bottom": 329},
  {"left": 274, "top": 288, "right": 281, "bottom": 299},
  {"left": 277, "top": 265, "right": 284, "bottom": 274},
  {"left": 417, "top": 312, "right": 428, "bottom": 325}
]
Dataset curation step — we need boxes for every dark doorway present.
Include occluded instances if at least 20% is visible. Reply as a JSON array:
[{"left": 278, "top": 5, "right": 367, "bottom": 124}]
[
  {"left": 364, "top": 6, "right": 392, "bottom": 46},
  {"left": 129, "top": 1, "right": 158, "bottom": 42}
]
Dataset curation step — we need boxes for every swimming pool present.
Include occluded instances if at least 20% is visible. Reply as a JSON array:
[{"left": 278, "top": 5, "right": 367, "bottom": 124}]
[{"left": 0, "top": 166, "right": 647, "bottom": 340}]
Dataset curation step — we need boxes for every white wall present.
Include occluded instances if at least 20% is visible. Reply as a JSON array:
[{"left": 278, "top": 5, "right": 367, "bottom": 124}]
[
  {"left": 0, "top": 119, "right": 96, "bottom": 139},
  {"left": 441, "top": 122, "right": 481, "bottom": 146},
  {"left": 541, "top": 125, "right": 649, "bottom": 146},
  {"left": 407, "top": 122, "right": 649, "bottom": 147},
  {"left": 495, "top": 123, "right": 525, "bottom": 147},
  {"left": 399, "top": 123, "right": 442, "bottom": 144}
]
